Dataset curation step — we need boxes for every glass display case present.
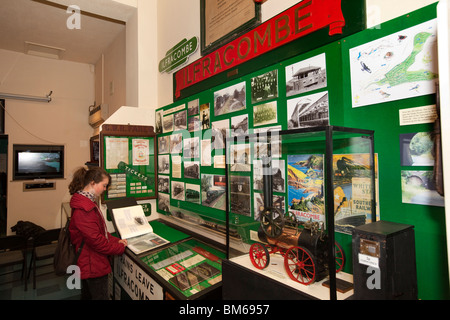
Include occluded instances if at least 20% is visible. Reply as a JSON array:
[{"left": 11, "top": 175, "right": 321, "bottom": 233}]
[
  {"left": 139, "top": 237, "right": 225, "bottom": 299},
  {"left": 223, "top": 125, "right": 376, "bottom": 300}
]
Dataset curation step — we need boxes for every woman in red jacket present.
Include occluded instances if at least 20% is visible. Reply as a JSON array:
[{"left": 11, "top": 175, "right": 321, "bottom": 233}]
[{"left": 68, "top": 166, "right": 127, "bottom": 300}]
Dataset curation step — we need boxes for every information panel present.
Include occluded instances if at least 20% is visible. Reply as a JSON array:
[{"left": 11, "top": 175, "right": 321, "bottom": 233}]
[{"left": 101, "top": 124, "right": 157, "bottom": 202}]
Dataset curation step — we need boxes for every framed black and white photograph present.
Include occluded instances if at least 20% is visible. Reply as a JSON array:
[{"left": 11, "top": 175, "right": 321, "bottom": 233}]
[
  {"left": 188, "top": 98, "right": 199, "bottom": 116},
  {"left": 287, "top": 91, "right": 329, "bottom": 129},
  {"left": 170, "top": 133, "right": 183, "bottom": 154},
  {"left": 200, "top": 103, "right": 210, "bottom": 129},
  {"left": 253, "top": 101, "right": 278, "bottom": 127},
  {"left": 185, "top": 183, "right": 201, "bottom": 203},
  {"left": 229, "top": 175, "right": 251, "bottom": 216},
  {"left": 158, "top": 175, "right": 170, "bottom": 193},
  {"left": 171, "top": 181, "right": 185, "bottom": 201},
  {"left": 285, "top": 53, "right": 327, "bottom": 97},
  {"left": 231, "top": 114, "right": 248, "bottom": 137},
  {"left": 184, "top": 161, "right": 200, "bottom": 179},
  {"left": 158, "top": 135, "right": 170, "bottom": 154},
  {"left": 214, "top": 82, "right": 246, "bottom": 117},
  {"left": 251, "top": 70, "right": 278, "bottom": 104},
  {"left": 174, "top": 110, "right": 187, "bottom": 131},
  {"left": 158, "top": 154, "right": 170, "bottom": 174}
]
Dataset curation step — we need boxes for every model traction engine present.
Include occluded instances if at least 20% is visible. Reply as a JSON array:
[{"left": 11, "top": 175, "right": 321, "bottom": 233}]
[{"left": 249, "top": 152, "right": 345, "bottom": 286}]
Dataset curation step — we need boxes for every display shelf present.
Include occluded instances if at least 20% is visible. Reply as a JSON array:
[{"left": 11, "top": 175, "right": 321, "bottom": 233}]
[
  {"left": 223, "top": 256, "right": 354, "bottom": 300},
  {"left": 139, "top": 237, "right": 225, "bottom": 300},
  {"left": 224, "top": 125, "right": 376, "bottom": 300}
]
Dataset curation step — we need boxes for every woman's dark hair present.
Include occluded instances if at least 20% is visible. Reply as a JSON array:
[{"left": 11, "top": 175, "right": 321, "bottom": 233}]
[{"left": 69, "top": 166, "right": 111, "bottom": 195}]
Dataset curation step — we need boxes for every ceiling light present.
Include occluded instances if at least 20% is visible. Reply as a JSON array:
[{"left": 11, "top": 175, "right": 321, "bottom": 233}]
[{"left": 24, "top": 41, "right": 66, "bottom": 60}]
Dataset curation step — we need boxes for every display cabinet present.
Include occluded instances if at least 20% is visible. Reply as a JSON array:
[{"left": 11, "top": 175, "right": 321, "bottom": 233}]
[
  {"left": 112, "top": 218, "right": 226, "bottom": 300},
  {"left": 223, "top": 125, "right": 376, "bottom": 300}
]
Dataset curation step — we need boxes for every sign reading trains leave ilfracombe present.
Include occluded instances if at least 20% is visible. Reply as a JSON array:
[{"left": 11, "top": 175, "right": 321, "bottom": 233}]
[{"left": 174, "top": 0, "right": 350, "bottom": 98}]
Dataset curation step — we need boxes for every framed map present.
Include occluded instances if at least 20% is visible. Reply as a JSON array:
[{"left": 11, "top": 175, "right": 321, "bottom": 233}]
[{"left": 349, "top": 19, "right": 438, "bottom": 108}]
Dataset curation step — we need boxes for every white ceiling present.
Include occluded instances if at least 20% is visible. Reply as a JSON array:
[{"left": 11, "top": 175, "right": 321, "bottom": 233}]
[{"left": 0, "top": 0, "right": 137, "bottom": 65}]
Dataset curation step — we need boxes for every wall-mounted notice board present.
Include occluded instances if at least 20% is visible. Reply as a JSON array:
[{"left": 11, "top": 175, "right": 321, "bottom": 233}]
[{"left": 100, "top": 124, "right": 157, "bottom": 202}]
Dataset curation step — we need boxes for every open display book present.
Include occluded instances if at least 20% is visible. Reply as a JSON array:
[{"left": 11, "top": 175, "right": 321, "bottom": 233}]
[{"left": 111, "top": 205, "right": 170, "bottom": 255}]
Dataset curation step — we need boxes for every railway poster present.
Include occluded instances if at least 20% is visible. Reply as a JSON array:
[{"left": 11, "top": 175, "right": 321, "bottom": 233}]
[
  {"left": 287, "top": 154, "right": 325, "bottom": 224},
  {"left": 333, "top": 154, "right": 379, "bottom": 234}
]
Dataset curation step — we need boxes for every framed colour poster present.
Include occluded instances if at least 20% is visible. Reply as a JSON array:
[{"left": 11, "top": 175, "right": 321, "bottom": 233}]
[{"left": 100, "top": 124, "right": 157, "bottom": 202}]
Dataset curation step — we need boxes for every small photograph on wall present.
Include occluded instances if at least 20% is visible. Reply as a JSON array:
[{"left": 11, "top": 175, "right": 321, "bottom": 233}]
[
  {"left": 349, "top": 19, "right": 437, "bottom": 108},
  {"left": 254, "top": 140, "right": 281, "bottom": 159},
  {"left": 158, "top": 193, "right": 170, "bottom": 212},
  {"left": 254, "top": 193, "right": 285, "bottom": 221},
  {"left": 163, "top": 114, "right": 174, "bottom": 133},
  {"left": 251, "top": 69, "right": 278, "bottom": 104},
  {"left": 285, "top": 53, "right": 327, "bottom": 97},
  {"left": 172, "top": 155, "right": 182, "bottom": 178},
  {"left": 401, "top": 170, "right": 444, "bottom": 207},
  {"left": 253, "top": 159, "right": 285, "bottom": 192},
  {"left": 188, "top": 98, "right": 199, "bottom": 116},
  {"left": 158, "top": 135, "right": 170, "bottom": 154},
  {"left": 200, "top": 103, "right": 210, "bottom": 129},
  {"left": 211, "top": 119, "right": 229, "bottom": 149},
  {"left": 287, "top": 91, "right": 329, "bottom": 129},
  {"left": 183, "top": 137, "right": 200, "bottom": 159},
  {"left": 229, "top": 144, "right": 251, "bottom": 172},
  {"left": 188, "top": 116, "right": 200, "bottom": 132},
  {"left": 185, "top": 183, "right": 201, "bottom": 204},
  {"left": 158, "top": 175, "right": 170, "bottom": 193},
  {"left": 201, "top": 174, "right": 226, "bottom": 210},
  {"left": 214, "top": 81, "right": 246, "bottom": 116},
  {"left": 229, "top": 175, "right": 251, "bottom": 216},
  {"left": 155, "top": 110, "right": 163, "bottom": 134},
  {"left": 172, "top": 181, "right": 185, "bottom": 201},
  {"left": 201, "top": 139, "right": 211, "bottom": 166},
  {"left": 184, "top": 161, "right": 200, "bottom": 179},
  {"left": 174, "top": 110, "right": 187, "bottom": 131},
  {"left": 231, "top": 114, "right": 249, "bottom": 137},
  {"left": 170, "top": 133, "right": 183, "bottom": 154},
  {"left": 400, "top": 132, "right": 435, "bottom": 166},
  {"left": 158, "top": 154, "right": 170, "bottom": 174},
  {"left": 253, "top": 101, "right": 278, "bottom": 127}
]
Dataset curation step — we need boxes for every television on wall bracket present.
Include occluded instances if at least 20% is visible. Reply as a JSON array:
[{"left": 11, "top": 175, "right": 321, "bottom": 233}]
[{"left": 12, "top": 144, "right": 65, "bottom": 181}]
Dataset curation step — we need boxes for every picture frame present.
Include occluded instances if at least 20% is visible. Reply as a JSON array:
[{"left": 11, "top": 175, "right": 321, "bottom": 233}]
[{"left": 200, "top": 0, "right": 261, "bottom": 55}]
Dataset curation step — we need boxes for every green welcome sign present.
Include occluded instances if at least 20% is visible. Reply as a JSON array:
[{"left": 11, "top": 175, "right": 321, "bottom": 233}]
[{"left": 159, "top": 37, "right": 199, "bottom": 73}]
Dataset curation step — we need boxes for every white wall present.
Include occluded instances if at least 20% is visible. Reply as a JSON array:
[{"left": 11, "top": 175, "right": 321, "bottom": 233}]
[{"left": 0, "top": 49, "right": 94, "bottom": 232}]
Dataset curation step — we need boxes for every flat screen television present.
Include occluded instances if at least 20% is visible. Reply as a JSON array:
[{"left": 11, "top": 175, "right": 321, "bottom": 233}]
[{"left": 13, "top": 144, "right": 65, "bottom": 180}]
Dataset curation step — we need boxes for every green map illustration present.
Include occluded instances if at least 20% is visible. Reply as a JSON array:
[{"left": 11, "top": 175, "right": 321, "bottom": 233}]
[{"left": 350, "top": 19, "right": 437, "bottom": 108}]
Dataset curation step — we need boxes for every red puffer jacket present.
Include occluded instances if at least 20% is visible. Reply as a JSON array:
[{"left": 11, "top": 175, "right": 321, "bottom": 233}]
[{"left": 69, "top": 193, "right": 125, "bottom": 279}]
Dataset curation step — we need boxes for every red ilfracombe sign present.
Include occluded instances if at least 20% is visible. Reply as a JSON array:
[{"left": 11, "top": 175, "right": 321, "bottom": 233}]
[{"left": 174, "top": 0, "right": 345, "bottom": 98}]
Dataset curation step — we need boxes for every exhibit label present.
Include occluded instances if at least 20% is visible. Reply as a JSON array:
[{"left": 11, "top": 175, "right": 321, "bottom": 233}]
[
  {"left": 114, "top": 254, "right": 163, "bottom": 300},
  {"left": 174, "top": 0, "right": 345, "bottom": 97}
]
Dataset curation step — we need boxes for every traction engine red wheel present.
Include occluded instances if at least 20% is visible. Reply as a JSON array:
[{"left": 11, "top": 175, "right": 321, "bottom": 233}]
[
  {"left": 249, "top": 243, "right": 270, "bottom": 269},
  {"left": 334, "top": 242, "right": 345, "bottom": 273},
  {"left": 284, "top": 246, "right": 316, "bottom": 285}
]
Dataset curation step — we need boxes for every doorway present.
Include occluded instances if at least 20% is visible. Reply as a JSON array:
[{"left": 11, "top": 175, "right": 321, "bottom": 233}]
[{"left": 0, "top": 99, "right": 6, "bottom": 236}]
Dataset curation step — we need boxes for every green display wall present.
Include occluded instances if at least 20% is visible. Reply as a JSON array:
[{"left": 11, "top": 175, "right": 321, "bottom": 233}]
[
  {"left": 156, "top": 3, "right": 448, "bottom": 299},
  {"left": 340, "top": 4, "right": 448, "bottom": 299}
]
